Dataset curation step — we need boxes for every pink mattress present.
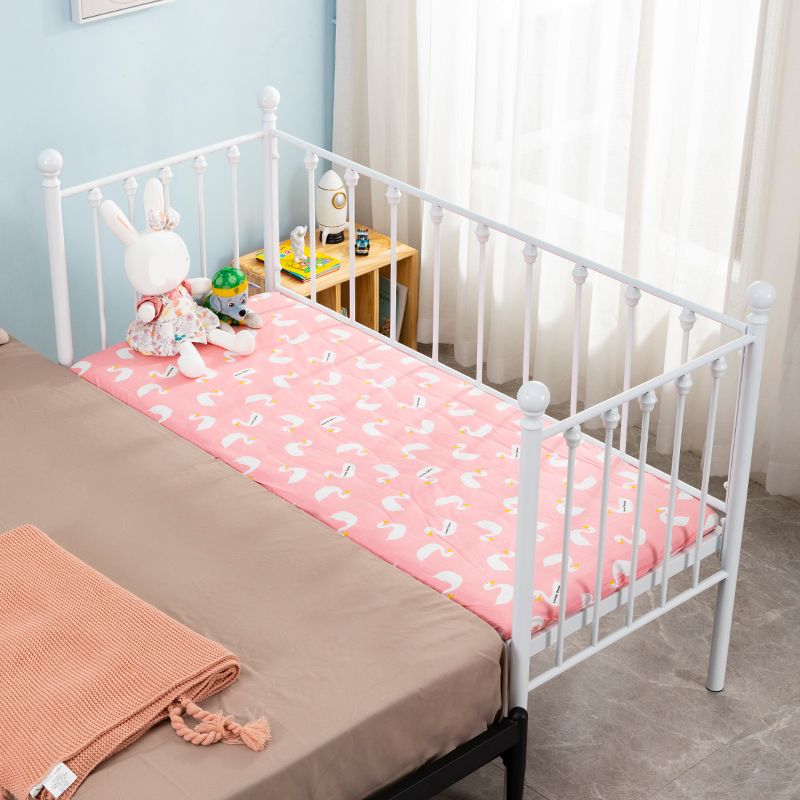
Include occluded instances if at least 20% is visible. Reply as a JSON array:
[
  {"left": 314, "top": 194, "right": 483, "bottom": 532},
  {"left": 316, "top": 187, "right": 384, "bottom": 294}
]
[{"left": 74, "top": 292, "right": 716, "bottom": 639}]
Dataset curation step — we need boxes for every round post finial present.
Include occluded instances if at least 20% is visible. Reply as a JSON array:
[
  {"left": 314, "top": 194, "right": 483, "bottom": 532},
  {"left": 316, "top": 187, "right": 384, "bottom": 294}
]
[
  {"left": 38, "top": 149, "right": 63, "bottom": 184},
  {"left": 385, "top": 185, "right": 401, "bottom": 205},
  {"left": 745, "top": 281, "right": 776, "bottom": 324},
  {"left": 517, "top": 380, "right": 550, "bottom": 417},
  {"left": 258, "top": 85, "right": 281, "bottom": 112},
  {"left": 430, "top": 204, "right": 444, "bottom": 224},
  {"left": 475, "top": 223, "right": 490, "bottom": 244}
]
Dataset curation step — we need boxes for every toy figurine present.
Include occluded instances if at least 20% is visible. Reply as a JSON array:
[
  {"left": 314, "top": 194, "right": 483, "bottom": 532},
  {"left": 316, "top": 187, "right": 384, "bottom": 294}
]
[
  {"left": 289, "top": 226, "right": 309, "bottom": 266},
  {"left": 355, "top": 227, "right": 370, "bottom": 256},
  {"left": 101, "top": 179, "right": 255, "bottom": 378},
  {"left": 203, "top": 266, "right": 263, "bottom": 330}
]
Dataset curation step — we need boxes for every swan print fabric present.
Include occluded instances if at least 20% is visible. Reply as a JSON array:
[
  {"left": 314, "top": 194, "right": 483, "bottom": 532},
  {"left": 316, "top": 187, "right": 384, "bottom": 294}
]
[{"left": 75, "top": 293, "right": 717, "bottom": 639}]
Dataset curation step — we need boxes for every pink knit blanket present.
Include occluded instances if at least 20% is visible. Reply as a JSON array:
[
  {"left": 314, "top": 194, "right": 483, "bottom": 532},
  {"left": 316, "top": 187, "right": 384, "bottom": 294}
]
[{"left": 0, "top": 525, "right": 268, "bottom": 800}]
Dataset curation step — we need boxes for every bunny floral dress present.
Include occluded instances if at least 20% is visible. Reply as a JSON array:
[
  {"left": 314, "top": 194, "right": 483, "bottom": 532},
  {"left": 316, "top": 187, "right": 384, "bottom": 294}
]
[{"left": 127, "top": 279, "right": 220, "bottom": 357}]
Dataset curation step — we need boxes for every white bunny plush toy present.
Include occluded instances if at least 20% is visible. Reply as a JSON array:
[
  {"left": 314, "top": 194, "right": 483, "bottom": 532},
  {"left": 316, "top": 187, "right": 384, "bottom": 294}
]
[{"left": 101, "top": 179, "right": 255, "bottom": 378}]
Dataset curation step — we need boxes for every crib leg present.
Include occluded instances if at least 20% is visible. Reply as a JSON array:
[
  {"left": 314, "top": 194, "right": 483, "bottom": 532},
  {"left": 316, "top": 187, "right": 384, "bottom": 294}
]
[
  {"left": 502, "top": 707, "right": 528, "bottom": 800},
  {"left": 707, "top": 282, "right": 773, "bottom": 693}
]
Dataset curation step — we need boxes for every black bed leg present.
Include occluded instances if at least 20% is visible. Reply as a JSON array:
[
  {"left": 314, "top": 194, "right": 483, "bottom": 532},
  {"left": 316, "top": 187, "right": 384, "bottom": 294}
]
[{"left": 502, "top": 707, "right": 528, "bottom": 800}]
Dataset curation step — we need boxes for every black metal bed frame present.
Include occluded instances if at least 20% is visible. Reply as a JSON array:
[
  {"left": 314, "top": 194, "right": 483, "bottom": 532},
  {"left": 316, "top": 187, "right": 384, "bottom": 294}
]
[{"left": 370, "top": 707, "right": 528, "bottom": 800}]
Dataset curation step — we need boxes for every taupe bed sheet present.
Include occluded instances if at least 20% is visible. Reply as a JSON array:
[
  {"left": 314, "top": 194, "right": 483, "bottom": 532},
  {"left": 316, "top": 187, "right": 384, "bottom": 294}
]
[{"left": 0, "top": 341, "right": 503, "bottom": 800}]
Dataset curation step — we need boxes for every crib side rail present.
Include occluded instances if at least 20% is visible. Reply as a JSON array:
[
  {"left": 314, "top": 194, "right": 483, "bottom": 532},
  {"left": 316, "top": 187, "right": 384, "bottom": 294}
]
[{"left": 509, "top": 282, "right": 773, "bottom": 709}]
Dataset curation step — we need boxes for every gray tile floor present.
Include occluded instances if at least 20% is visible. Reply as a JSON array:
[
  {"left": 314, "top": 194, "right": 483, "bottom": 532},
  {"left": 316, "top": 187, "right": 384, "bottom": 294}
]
[{"left": 422, "top": 345, "right": 800, "bottom": 800}]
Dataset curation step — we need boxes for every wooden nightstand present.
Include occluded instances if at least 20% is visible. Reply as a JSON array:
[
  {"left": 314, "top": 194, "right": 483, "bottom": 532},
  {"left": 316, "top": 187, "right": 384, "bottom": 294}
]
[{"left": 240, "top": 226, "right": 419, "bottom": 350}]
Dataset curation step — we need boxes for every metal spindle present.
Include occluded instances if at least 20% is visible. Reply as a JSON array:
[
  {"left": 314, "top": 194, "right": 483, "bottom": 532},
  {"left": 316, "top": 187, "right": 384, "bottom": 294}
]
[
  {"left": 387, "top": 185, "right": 402, "bottom": 339},
  {"left": 344, "top": 168, "right": 359, "bottom": 320},
  {"left": 430, "top": 204, "right": 444, "bottom": 363},
  {"left": 227, "top": 146, "right": 241, "bottom": 269},
  {"left": 556, "top": 424, "right": 582, "bottom": 666},
  {"left": 475, "top": 224, "right": 489, "bottom": 383},
  {"left": 693, "top": 358, "right": 726, "bottom": 586},
  {"left": 123, "top": 176, "right": 138, "bottom": 224},
  {"left": 88, "top": 187, "right": 107, "bottom": 350},
  {"left": 679, "top": 307, "right": 696, "bottom": 364},
  {"left": 570, "top": 265, "right": 588, "bottom": 416},
  {"left": 659, "top": 374, "right": 692, "bottom": 606},
  {"left": 158, "top": 166, "right": 173, "bottom": 209},
  {"left": 258, "top": 86, "right": 281, "bottom": 292},
  {"left": 619, "top": 285, "right": 641, "bottom": 454},
  {"left": 123, "top": 176, "right": 138, "bottom": 309},
  {"left": 626, "top": 390, "right": 657, "bottom": 626},
  {"left": 305, "top": 151, "right": 319, "bottom": 303},
  {"left": 522, "top": 243, "right": 538, "bottom": 383},
  {"left": 193, "top": 155, "right": 208, "bottom": 279},
  {"left": 592, "top": 407, "right": 620, "bottom": 646}
]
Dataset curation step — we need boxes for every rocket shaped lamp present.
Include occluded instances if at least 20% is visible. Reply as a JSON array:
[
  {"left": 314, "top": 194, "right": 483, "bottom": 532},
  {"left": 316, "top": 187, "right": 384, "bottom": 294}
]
[{"left": 316, "top": 169, "right": 348, "bottom": 244}]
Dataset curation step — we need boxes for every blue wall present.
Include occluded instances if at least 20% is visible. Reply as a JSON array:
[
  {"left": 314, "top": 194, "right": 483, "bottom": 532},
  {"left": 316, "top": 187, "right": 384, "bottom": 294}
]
[{"left": 1, "top": 0, "right": 336, "bottom": 360}]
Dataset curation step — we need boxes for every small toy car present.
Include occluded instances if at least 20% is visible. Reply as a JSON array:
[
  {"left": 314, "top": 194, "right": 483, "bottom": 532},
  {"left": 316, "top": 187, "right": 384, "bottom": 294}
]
[{"left": 355, "top": 227, "right": 370, "bottom": 256}]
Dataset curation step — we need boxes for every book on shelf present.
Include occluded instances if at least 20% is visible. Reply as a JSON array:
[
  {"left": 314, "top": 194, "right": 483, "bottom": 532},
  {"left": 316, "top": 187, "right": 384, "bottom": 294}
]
[
  {"left": 256, "top": 245, "right": 341, "bottom": 283},
  {"left": 379, "top": 275, "right": 407, "bottom": 337}
]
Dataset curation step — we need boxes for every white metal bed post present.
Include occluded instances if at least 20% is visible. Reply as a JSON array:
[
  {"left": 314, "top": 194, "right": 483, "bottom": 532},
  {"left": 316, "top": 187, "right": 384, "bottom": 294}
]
[
  {"left": 38, "top": 149, "right": 73, "bottom": 367},
  {"left": 707, "top": 281, "right": 775, "bottom": 692},
  {"left": 259, "top": 86, "right": 281, "bottom": 292},
  {"left": 510, "top": 380, "right": 550, "bottom": 711}
]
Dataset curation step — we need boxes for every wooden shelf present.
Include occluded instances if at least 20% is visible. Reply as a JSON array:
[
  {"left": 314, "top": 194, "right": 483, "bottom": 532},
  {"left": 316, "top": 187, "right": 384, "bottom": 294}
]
[{"left": 240, "top": 226, "right": 420, "bottom": 349}]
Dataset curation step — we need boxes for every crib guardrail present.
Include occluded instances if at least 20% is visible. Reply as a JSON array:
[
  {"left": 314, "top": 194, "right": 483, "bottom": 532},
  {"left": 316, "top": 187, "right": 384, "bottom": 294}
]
[{"left": 39, "top": 85, "right": 774, "bottom": 717}]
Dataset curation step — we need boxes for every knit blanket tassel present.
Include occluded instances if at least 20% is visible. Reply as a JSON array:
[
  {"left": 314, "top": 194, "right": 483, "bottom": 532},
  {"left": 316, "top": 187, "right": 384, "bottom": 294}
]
[{"left": 168, "top": 697, "right": 271, "bottom": 751}]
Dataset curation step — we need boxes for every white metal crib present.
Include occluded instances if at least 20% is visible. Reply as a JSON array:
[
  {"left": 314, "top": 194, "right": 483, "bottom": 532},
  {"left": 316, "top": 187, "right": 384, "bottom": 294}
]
[{"left": 38, "top": 85, "right": 774, "bottom": 717}]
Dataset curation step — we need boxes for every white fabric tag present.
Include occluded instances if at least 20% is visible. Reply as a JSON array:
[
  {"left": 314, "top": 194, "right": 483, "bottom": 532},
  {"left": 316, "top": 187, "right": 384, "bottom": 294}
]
[
  {"left": 29, "top": 782, "right": 44, "bottom": 798},
  {"left": 42, "top": 763, "right": 77, "bottom": 798}
]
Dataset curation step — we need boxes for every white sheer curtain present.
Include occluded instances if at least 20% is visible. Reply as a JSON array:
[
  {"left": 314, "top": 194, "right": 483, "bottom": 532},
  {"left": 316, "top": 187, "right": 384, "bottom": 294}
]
[{"left": 333, "top": 0, "right": 800, "bottom": 498}]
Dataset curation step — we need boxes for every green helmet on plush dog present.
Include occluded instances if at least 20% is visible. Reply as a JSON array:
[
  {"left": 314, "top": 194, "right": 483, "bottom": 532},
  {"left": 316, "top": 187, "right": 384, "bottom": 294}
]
[{"left": 203, "top": 266, "right": 263, "bottom": 330}]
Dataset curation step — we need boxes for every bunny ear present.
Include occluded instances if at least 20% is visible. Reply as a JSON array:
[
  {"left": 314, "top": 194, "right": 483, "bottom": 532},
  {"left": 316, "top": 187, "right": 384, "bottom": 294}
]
[
  {"left": 143, "top": 178, "right": 166, "bottom": 220},
  {"left": 101, "top": 200, "right": 137, "bottom": 246}
]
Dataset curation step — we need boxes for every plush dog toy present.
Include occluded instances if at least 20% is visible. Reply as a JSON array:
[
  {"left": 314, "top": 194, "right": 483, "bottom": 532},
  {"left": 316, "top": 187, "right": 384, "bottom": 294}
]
[
  {"left": 101, "top": 179, "right": 255, "bottom": 378},
  {"left": 203, "top": 266, "right": 263, "bottom": 331}
]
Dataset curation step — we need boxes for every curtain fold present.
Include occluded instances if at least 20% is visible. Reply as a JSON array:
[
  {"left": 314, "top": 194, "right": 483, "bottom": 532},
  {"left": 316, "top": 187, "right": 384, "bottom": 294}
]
[{"left": 333, "top": 0, "right": 800, "bottom": 498}]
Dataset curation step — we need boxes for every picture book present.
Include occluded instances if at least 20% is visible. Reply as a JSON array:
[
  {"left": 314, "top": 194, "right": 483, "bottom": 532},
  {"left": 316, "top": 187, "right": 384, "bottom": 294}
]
[{"left": 256, "top": 245, "right": 341, "bottom": 282}]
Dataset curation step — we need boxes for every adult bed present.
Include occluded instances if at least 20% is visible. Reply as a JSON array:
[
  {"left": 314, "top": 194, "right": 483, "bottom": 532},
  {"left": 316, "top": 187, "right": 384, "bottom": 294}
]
[{"left": 0, "top": 339, "right": 505, "bottom": 800}]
